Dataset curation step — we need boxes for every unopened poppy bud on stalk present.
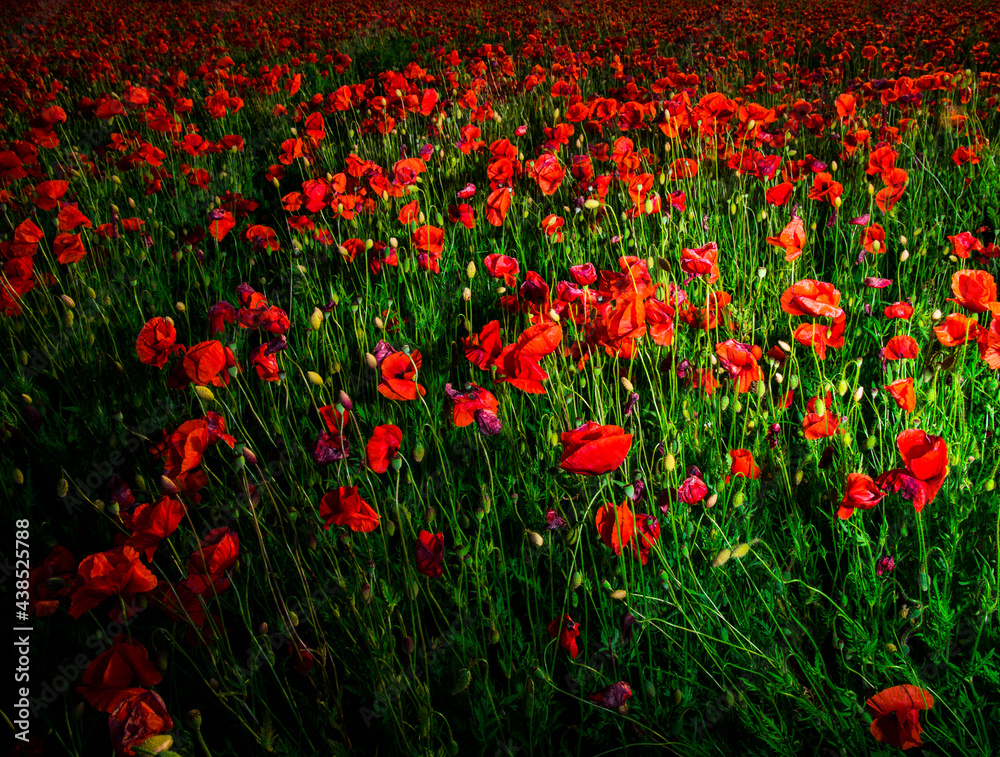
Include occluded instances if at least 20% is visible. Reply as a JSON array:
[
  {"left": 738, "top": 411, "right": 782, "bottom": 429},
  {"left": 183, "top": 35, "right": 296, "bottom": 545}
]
[
  {"left": 526, "top": 531, "right": 543, "bottom": 548},
  {"left": 900, "top": 249, "right": 910, "bottom": 262},
  {"left": 463, "top": 287, "right": 472, "bottom": 301},
  {"left": 307, "top": 371, "right": 324, "bottom": 386},
  {"left": 466, "top": 261, "right": 476, "bottom": 279}
]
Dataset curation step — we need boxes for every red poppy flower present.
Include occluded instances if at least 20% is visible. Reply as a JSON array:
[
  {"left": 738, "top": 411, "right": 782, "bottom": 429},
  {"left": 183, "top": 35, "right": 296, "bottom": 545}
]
[
  {"left": 715, "top": 339, "right": 762, "bottom": 393},
  {"left": 884, "top": 335, "right": 919, "bottom": 361},
  {"left": 175, "top": 340, "right": 237, "bottom": 387},
  {"left": 530, "top": 153, "right": 565, "bottom": 195},
  {"left": 415, "top": 530, "right": 444, "bottom": 578},
  {"left": 726, "top": 449, "right": 761, "bottom": 482},
  {"left": 319, "top": 486, "right": 380, "bottom": 532},
  {"left": 398, "top": 199, "right": 419, "bottom": 224},
  {"left": 188, "top": 527, "right": 239, "bottom": 578},
  {"left": 595, "top": 500, "right": 635, "bottom": 555},
  {"left": 123, "top": 496, "right": 186, "bottom": 560},
  {"left": 766, "top": 217, "right": 806, "bottom": 262},
  {"left": 136, "top": 317, "right": 181, "bottom": 369},
  {"left": 947, "top": 269, "right": 998, "bottom": 314},
  {"left": 151, "top": 413, "right": 236, "bottom": 495},
  {"left": 837, "top": 473, "right": 886, "bottom": 519},
  {"left": 366, "top": 424, "right": 403, "bottom": 473},
  {"left": 935, "top": 313, "right": 985, "bottom": 347},
  {"left": 68, "top": 546, "right": 158, "bottom": 619},
  {"left": 33, "top": 180, "right": 69, "bottom": 211},
  {"left": 569, "top": 263, "right": 597, "bottom": 286},
  {"left": 884, "top": 378, "right": 916, "bottom": 413},
  {"left": 483, "top": 253, "right": 520, "bottom": 286},
  {"left": 53, "top": 232, "right": 86, "bottom": 264},
  {"left": 548, "top": 614, "right": 581, "bottom": 657},
  {"left": 876, "top": 429, "right": 948, "bottom": 512},
  {"left": 803, "top": 393, "right": 841, "bottom": 439},
  {"left": 631, "top": 513, "right": 661, "bottom": 565},
  {"left": 77, "top": 637, "right": 162, "bottom": 713},
  {"left": 867, "top": 684, "right": 934, "bottom": 750},
  {"left": 678, "top": 467, "right": 709, "bottom": 504},
  {"left": 378, "top": 349, "right": 426, "bottom": 401},
  {"left": 861, "top": 223, "right": 887, "bottom": 254},
  {"left": 558, "top": 422, "right": 633, "bottom": 476},
  {"left": 485, "top": 187, "right": 512, "bottom": 226},
  {"left": 808, "top": 172, "right": 843, "bottom": 205},
  {"left": 680, "top": 242, "right": 720, "bottom": 284},
  {"left": 445, "top": 383, "right": 499, "bottom": 427},
  {"left": 884, "top": 302, "right": 914, "bottom": 320},
  {"left": 947, "top": 231, "right": 984, "bottom": 259},
  {"left": 28, "top": 545, "right": 76, "bottom": 617},
  {"left": 208, "top": 210, "right": 235, "bottom": 241},
  {"left": 780, "top": 280, "right": 844, "bottom": 319},
  {"left": 765, "top": 182, "right": 795, "bottom": 207}
]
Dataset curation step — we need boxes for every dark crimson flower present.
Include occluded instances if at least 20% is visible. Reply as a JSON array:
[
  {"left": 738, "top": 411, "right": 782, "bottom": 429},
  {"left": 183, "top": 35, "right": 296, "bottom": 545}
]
[
  {"left": 548, "top": 614, "right": 581, "bottom": 657},
  {"left": 445, "top": 383, "right": 499, "bottom": 427},
  {"left": 123, "top": 496, "right": 186, "bottom": 560},
  {"left": 867, "top": 685, "right": 934, "bottom": 750},
  {"left": 876, "top": 555, "right": 896, "bottom": 576},
  {"left": 366, "top": 425, "right": 403, "bottom": 473},
  {"left": 569, "top": 262, "right": 597, "bottom": 286},
  {"left": 837, "top": 473, "right": 887, "bottom": 519},
  {"left": 474, "top": 409, "right": 502, "bottom": 436},
  {"left": 28, "top": 545, "right": 76, "bottom": 617},
  {"left": 545, "top": 508, "right": 567, "bottom": 530},
  {"left": 378, "top": 349, "right": 426, "bottom": 401},
  {"left": 589, "top": 681, "right": 632, "bottom": 712},
  {"left": 558, "top": 422, "right": 633, "bottom": 476},
  {"left": 319, "top": 486, "right": 380, "bottom": 532},
  {"left": 678, "top": 467, "right": 708, "bottom": 505},
  {"left": 312, "top": 430, "right": 350, "bottom": 465},
  {"left": 415, "top": 531, "right": 444, "bottom": 578},
  {"left": 76, "top": 637, "right": 162, "bottom": 713},
  {"left": 864, "top": 277, "right": 893, "bottom": 289}
]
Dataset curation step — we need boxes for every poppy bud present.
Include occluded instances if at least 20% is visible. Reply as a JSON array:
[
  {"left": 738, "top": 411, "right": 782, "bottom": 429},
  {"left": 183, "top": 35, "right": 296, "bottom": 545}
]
[
  {"left": 161, "top": 475, "right": 180, "bottom": 494},
  {"left": 57, "top": 478, "right": 69, "bottom": 497},
  {"left": 194, "top": 385, "right": 215, "bottom": 401},
  {"left": 706, "top": 493, "right": 718, "bottom": 508},
  {"left": 732, "top": 543, "right": 751, "bottom": 559},
  {"left": 664, "top": 453, "right": 676, "bottom": 472},
  {"left": 900, "top": 249, "right": 910, "bottom": 262},
  {"left": 712, "top": 549, "right": 732, "bottom": 567},
  {"left": 310, "top": 308, "right": 323, "bottom": 330},
  {"left": 854, "top": 386, "right": 865, "bottom": 402},
  {"left": 837, "top": 379, "right": 849, "bottom": 396},
  {"left": 462, "top": 287, "right": 472, "bottom": 301},
  {"left": 899, "top": 235, "right": 907, "bottom": 247},
  {"left": 673, "top": 689, "right": 683, "bottom": 706},
  {"left": 985, "top": 480, "right": 995, "bottom": 492},
  {"left": 733, "top": 492, "right": 745, "bottom": 507},
  {"left": 413, "top": 442, "right": 426, "bottom": 462},
  {"left": 611, "top": 589, "right": 627, "bottom": 601},
  {"left": 794, "top": 470, "right": 804, "bottom": 485},
  {"left": 834, "top": 196, "right": 842, "bottom": 208},
  {"left": 365, "top": 352, "right": 378, "bottom": 370}
]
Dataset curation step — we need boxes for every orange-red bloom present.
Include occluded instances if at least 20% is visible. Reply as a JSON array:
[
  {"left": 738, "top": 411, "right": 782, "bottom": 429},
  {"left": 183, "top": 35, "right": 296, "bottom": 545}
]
[
  {"left": 884, "top": 377, "right": 916, "bottom": 413},
  {"left": 766, "top": 217, "right": 806, "bottom": 261},
  {"left": 558, "top": 422, "right": 632, "bottom": 476},
  {"left": 867, "top": 685, "right": 934, "bottom": 750},
  {"left": 136, "top": 317, "right": 181, "bottom": 369},
  {"left": 378, "top": 350, "right": 426, "bottom": 401},
  {"left": 715, "top": 339, "right": 762, "bottom": 393},
  {"left": 726, "top": 449, "right": 761, "bottom": 482},
  {"left": 876, "top": 429, "right": 948, "bottom": 511},
  {"left": 780, "top": 280, "right": 844, "bottom": 319},
  {"left": 548, "top": 614, "right": 581, "bottom": 657},
  {"left": 934, "top": 313, "right": 985, "bottom": 347},
  {"left": 947, "top": 269, "right": 998, "bottom": 314},
  {"left": 884, "top": 335, "right": 919, "bottom": 361},
  {"left": 366, "top": 425, "right": 403, "bottom": 473},
  {"left": 68, "top": 546, "right": 158, "bottom": 619},
  {"left": 595, "top": 499, "right": 635, "bottom": 555}
]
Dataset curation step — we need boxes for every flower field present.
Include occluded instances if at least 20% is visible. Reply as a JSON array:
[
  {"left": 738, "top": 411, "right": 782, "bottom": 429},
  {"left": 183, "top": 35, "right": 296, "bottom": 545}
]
[{"left": 4, "top": 0, "right": 1000, "bottom": 754}]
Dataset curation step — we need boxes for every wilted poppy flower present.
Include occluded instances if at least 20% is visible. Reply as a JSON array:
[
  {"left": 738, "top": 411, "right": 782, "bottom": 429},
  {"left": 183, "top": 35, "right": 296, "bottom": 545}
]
[
  {"left": 366, "top": 425, "right": 402, "bottom": 473},
  {"left": 726, "top": 449, "right": 760, "bottom": 482},
  {"left": 595, "top": 500, "right": 635, "bottom": 555},
  {"left": 319, "top": 486, "right": 380, "bottom": 532},
  {"left": 548, "top": 614, "right": 581, "bottom": 657},
  {"left": 108, "top": 690, "right": 173, "bottom": 757},
  {"left": 766, "top": 217, "right": 806, "bottom": 262},
  {"left": 715, "top": 339, "right": 762, "bottom": 393},
  {"left": 545, "top": 508, "right": 567, "bottom": 530},
  {"left": 590, "top": 681, "right": 632, "bottom": 712},
  {"left": 378, "top": 349, "right": 426, "bottom": 401},
  {"left": 76, "top": 637, "right": 162, "bottom": 713},
  {"left": 780, "top": 280, "right": 844, "bottom": 319},
  {"left": 445, "top": 383, "right": 499, "bottom": 427},
  {"left": 837, "top": 473, "right": 886, "bottom": 519},
  {"left": 876, "top": 429, "right": 948, "bottom": 512},
  {"left": 415, "top": 531, "right": 444, "bottom": 578},
  {"left": 68, "top": 546, "right": 158, "bottom": 619},
  {"left": 947, "top": 269, "right": 998, "bottom": 314},
  {"left": 865, "top": 277, "right": 893, "bottom": 289},
  {"left": 558, "top": 422, "right": 633, "bottom": 476},
  {"left": 136, "top": 317, "right": 181, "bottom": 368},
  {"left": 867, "top": 684, "right": 934, "bottom": 750},
  {"left": 884, "top": 335, "right": 919, "bottom": 361},
  {"left": 884, "top": 378, "right": 916, "bottom": 413}
]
